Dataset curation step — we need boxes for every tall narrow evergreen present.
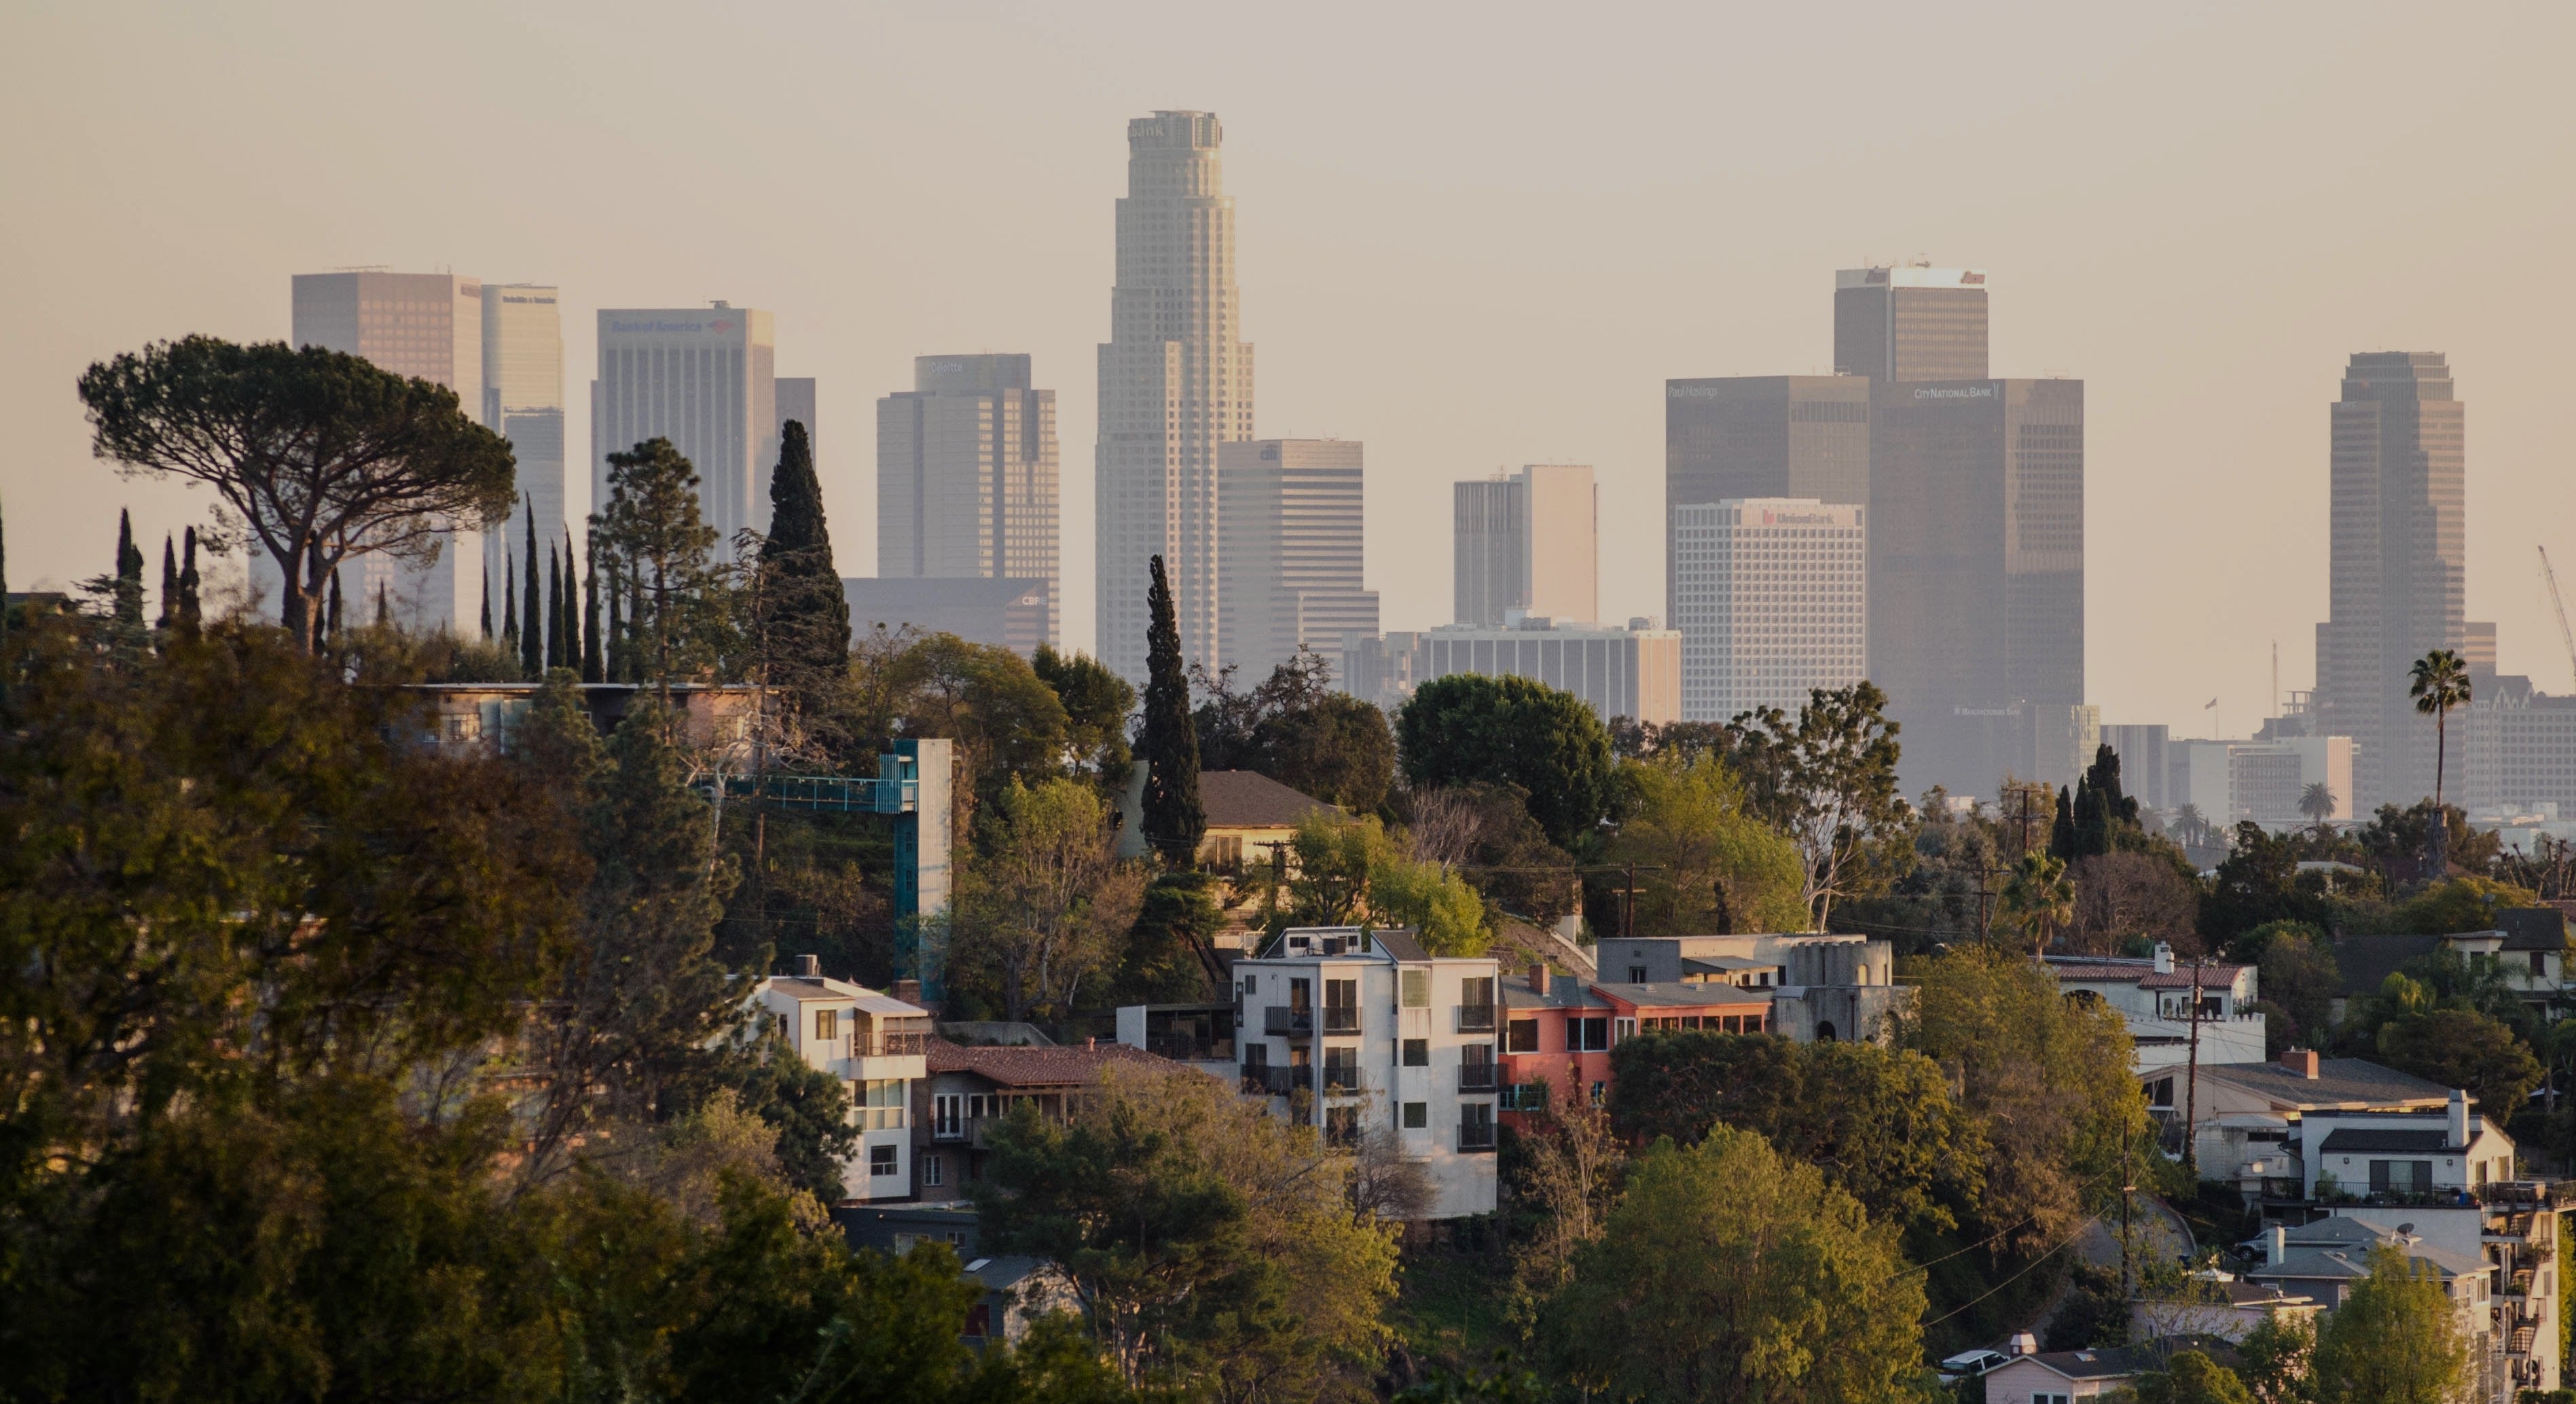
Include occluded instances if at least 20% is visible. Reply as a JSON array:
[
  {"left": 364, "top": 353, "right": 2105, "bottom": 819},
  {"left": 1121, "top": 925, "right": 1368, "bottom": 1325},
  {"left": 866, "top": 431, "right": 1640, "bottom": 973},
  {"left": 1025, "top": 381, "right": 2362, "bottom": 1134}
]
[
  {"left": 625, "top": 566, "right": 645, "bottom": 683},
  {"left": 112, "top": 509, "right": 145, "bottom": 627},
  {"left": 479, "top": 564, "right": 493, "bottom": 640},
  {"left": 177, "top": 527, "right": 200, "bottom": 634},
  {"left": 375, "top": 580, "right": 391, "bottom": 628},
  {"left": 756, "top": 420, "right": 850, "bottom": 693},
  {"left": 157, "top": 535, "right": 179, "bottom": 632},
  {"left": 2048, "top": 785, "right": 2077, "bottom": 861},
  {"left": 520, "top": 499, "right": 542, "bottom": 677},
  {"left": 581, "top": 535, "right": 603, "bottom": 683},
  {"left": 325, "top": 566, "right": 344, "bottom": 642},
  {"left": 604, "top": 556, "right": 625, "bottom": 683},
  {"left": 1138, "top": 554, "right": 1205, "bottom": 865},
  {"left": 560, "top": 527, "right": 581, "bottom": 672},
  {"left": 503, "top": 556, "right": 520, "bottom": 655},
  {"left": 544, "top": 544, "right": 562, "bottom": 670}
]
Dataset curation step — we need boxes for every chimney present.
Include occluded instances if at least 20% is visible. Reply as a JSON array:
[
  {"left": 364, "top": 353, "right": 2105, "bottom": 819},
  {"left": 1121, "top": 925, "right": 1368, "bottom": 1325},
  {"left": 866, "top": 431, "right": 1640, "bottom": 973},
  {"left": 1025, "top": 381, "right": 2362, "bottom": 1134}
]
[
  {"left": 2266, "top": 1225, "right": 2287, "bottom": 1266},
  {"left": 2010, "top": 1332, "right": 2039, "bottom": 1358},
  {"left": 2448, "top": 1088, "right": 2471, "bottom": 1147},
  {"left": 1087, "top": 1036, "right": 1097, "bottom": 1051},
  {"left": 1529, "top": 961, "right": 1550, "bottom": 992},
  {"left": 893, "top": 977, "right": 922, "bottom": 1007},
  {"left": 2279, "top": 1048, "right": 2319, "bottom": 1079},
  {"left": 795, "top": 953, "right": 820, "bottom": 979},
  {"left": 2152, "top": 941, "right": 2175, "bottom": 975}
]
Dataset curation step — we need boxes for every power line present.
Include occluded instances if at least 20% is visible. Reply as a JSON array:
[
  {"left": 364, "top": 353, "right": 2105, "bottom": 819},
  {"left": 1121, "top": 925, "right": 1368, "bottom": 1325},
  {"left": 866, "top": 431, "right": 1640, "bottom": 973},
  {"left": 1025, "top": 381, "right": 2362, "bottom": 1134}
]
[{"left": 1919, "top": 1213, "right": 2100, "bottom": 1329}]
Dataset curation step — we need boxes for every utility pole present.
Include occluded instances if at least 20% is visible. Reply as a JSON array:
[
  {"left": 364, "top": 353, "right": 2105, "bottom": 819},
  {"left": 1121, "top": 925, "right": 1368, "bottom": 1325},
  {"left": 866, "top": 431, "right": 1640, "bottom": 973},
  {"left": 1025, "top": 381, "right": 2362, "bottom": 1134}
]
[
  {"left": 2119, "top": 1121, "right": 2135, "bottom": 1298},
  {"left": 1622, "top": 861, "right": 1639, "bottom": 939},
  {"left": 2181, "top": 954, "right": 2207, "bottom": 1180}
]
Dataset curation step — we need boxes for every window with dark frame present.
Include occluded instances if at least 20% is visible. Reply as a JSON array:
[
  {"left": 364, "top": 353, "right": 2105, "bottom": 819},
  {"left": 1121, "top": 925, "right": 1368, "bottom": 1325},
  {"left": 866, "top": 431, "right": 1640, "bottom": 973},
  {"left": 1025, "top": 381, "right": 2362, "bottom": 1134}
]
[{"left": 1402, "top": 1038, "right": 1430, "bottom": 1066}]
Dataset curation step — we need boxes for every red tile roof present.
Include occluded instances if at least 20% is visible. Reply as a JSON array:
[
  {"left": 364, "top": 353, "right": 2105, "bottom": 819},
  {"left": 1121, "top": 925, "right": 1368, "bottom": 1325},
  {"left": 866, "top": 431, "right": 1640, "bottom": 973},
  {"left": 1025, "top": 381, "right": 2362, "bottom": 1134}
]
[{"left": 923, "top": 1039, "right": 1172, "bottom": 1087}]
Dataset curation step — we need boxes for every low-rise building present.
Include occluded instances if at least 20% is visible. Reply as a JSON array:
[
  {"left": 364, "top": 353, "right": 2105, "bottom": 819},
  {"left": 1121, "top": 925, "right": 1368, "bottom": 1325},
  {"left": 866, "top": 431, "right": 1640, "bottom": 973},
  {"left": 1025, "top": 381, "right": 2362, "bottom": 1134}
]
[
  {"left": 1115, "top": 768, "right": 1339, "bottom": 873},
  {"left": 2147, "top": 1049, "right": 2454, "bottom": 1195},
  {"left": 1591, "top": 933, "right": 1909, "bottom": 1043},
  {"left": 1231, "top": 927, "right": 1500, "bottom": 1219},
  {"left": 2329, "top": 916, "right": 2571, "bottom": 1024},
  {"left": 911, "top": 1039, "right": 1171, "bottom": 1200},
  {"left": 1981, "top": 1335, "right": 2243, "bottom": 1404},
  {"left": 2125, "top": 1276, "right": 2319, "bottom": 1344},
  {"left": 747, "top": 958, "right": 933, "bottom": 1202},
  {"left": 2048, "top": 946, "right": 2265, "bottom": 1069},
  {"left": 1495, "top": 965, "right": 1771, "bottom": 1125}
]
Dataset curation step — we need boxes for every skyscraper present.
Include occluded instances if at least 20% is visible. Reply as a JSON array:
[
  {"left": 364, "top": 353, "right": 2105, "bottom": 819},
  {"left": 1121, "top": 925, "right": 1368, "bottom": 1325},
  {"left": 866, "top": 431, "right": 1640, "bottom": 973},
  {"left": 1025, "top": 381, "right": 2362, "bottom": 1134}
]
[
  {"left": 479, "top": 283, "right": 564, "bottom": 618},
  {"left": 1671, "top": 499, "right": 1866, "bottom": 723},
  {"left": 1453, "top": 464, "right": 1598, "bottom": 626},
  {"left": 1832, "top": 265, "right": 1989, "bottom": 382},
  {"left": 280, "top": 270, "right": 486, "bottom": 629},
  {"left": 1219, "top": 438, "right": 1377, "bottom": 678},
  {"left": 593, "top": 304, "right": 777, "bottom": 554},
  {"left": 1096, "top": 110, "right": 1254, "bottom": 682},
  {"left": 875, "top": 354, "right": 1060, "bottom": 645},
  {"left": 1868, "top": 377, "right": 2085, "bottom": 795},
  {"left": 2313, "top": 352, "right": 2467, "bottom": 811},
  {"left": 1663, "top": 376, "right": 1870, "bottom": 619}
]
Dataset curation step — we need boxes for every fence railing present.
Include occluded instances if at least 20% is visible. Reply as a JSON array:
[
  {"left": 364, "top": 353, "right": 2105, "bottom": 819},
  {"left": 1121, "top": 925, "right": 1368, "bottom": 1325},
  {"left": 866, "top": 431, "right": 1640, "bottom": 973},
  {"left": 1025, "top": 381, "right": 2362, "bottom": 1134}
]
[
  {"left": 1457, "top": 1063, "right": 1498, "bottom": 1093},
  {"left": 854, "top": 1031, "right": 930, "bottom": 1058},
  {"left": 1458, "top": 1120, "right": 1497, "bottom": 1152},
  {"left": 1264, "top": 1007, "right": 1314, "bottom": 1037},
  {"left": 1455, "top": 1003, "right": 1496, "bottom": 1034}
]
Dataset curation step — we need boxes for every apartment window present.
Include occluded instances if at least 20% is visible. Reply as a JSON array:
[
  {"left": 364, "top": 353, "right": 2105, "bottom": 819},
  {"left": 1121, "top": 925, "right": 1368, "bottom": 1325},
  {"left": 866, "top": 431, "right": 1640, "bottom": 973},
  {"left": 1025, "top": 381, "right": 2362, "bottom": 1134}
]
[
  {"left": 1242, "top": 972, "right": 1259, "bottom": 996},
  {"left": 1325, "top": 978, "right": 1360, "bottom": 1033},
  {"left": 1401, "top": 1038, "right": 1429, "bottom": 1067},
  {"left": 2535, "top": 951, "right": 2550, "bottom": 977},
  {"left": 2369, "top": 1160, "right": 2434, "bottom": 1193},
  {"left": 922, "top": 1153, "right": 945, "bottom": 1187},
  {"left": 1571, "top": 1018, "right": 1609, "bottom": 1052},
  {"left": 1614, "top": 1018, "right": 1637, "bottom": 1043},
  {"left": 1290, "top": 977, "right": 1312, "bottom": 1012},
  {"left": 2035, "top": 1394, "right": 2071, "bottom": 1404},
  {"left": 1507, "top": 1018, "right": 1539, "bottom": 1053},
  {"left": 1401, "top": 969, "right": 1430, "bottom": 1007},
  {"left": 1591, "top": 1081, "right": 1605, "bottom": 1107},
  {"left": 2146, "top": 1077, "right": 2175, "bottom": 1111},
  {"left": 1402, "top": 1102, "right": 1428, "bottom": 1130},
  {"left": 933, "top": 1093, "right": 963, "bottom": 1138},
  {"left": 869, "top": 1145, "right": 898, "bottom": 1177},
  {"left": 1324, "top": 1046, "right": 1362, "bottom": 1092},
  {"left": 1627, "top": 965, "right": 1648, "bottom": 983},
  {"left": 1325, "top": 1106, "right": 1360, "bottom": 1145},
  {"left": 816, "top": 1009, "right": 839, "bottom": 1041},
  {"left": 860, "top": 1079, "right": 908, "bottom": 1130}
]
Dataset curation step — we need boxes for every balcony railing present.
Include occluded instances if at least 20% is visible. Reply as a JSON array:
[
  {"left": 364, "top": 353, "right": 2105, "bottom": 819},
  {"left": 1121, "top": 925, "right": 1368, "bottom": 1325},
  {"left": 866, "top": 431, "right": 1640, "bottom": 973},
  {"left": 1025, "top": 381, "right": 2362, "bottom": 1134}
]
[
  {"left": 1264, "top": 1007, "right": 1314, "bottom": 1037},
  {"left": 931, "top": 1115, "right": 998, "bottom": 1147},
  {"left": 854, "top": 1031, "right": 930, "bottom": 1058},
  {"left": 1322, "top": 1006, "right": 1361, "bottom": 1034},
  {"left": 1241, "top": 1065, "right": 1302, "bottom": 1096},
  {"left": 1322, "top": 1064, "right": 1362, "bottom": 1093},
  {"left": 1457, "top": 1062, "right": 1498, "bottom": 1093},
  {"left": 1459, "top": 1120, "right": 1498, "bottom": 1152},
  {"left": 1145, "top": 1033, "right": 1235, "bottom": 1062},
  {"left": 1455, "top": 1003, "right": 1497, "bottom": 1034}
]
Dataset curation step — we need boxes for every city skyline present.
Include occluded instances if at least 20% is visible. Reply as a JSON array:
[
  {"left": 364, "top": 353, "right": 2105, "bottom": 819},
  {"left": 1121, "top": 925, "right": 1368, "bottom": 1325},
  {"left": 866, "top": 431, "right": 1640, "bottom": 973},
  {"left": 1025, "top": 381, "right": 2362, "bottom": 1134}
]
[{"left": 8, "top": 5, "right": 2573, "bottom": 739}]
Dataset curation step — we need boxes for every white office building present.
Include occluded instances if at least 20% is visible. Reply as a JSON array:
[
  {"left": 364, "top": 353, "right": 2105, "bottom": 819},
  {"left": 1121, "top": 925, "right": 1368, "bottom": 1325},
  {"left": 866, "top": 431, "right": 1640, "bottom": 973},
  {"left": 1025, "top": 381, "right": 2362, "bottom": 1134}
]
[
  {"left": 746, "top": 956, "right": 934, "bottom": 1202},
  {"left": 1454, "top": 463, "right": 1599, "bottom": 628},
  {"left": 479, "top": 283, "right": 566, "bottom": 616},
  {"left": 2169, "top": 736, "right": 2357, "bottom": 830},
  {"left": 594, "top": 304, "right": 778, "bottom": 556},
  {"left": 1396, "top": 617, "right": 1682, "bottom": 725},
  {"left": 1231, "top": 928, "right": 1500, "bottom": 1220},
  {"left": 876, "top": 354, "right": 1061, "bottom": 645},
  {"left": 1671, "top": 499, "right": 1866, "bottom": 723},
  {"left": 1220, "top": 437, "right": 1378, "bottom": 679}
]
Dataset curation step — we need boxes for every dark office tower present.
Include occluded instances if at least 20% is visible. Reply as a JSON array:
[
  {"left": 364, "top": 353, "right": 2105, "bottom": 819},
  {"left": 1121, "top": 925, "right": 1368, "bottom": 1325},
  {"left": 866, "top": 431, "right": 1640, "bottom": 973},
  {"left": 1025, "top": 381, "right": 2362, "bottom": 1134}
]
[
  {"left": 1834, "top": 265, "right": 1989, "bottom": 382},
  {"left": 1663, "top": 376, "right": 1870, "bottom": 618},
  {"left": 875, "top": 354, "right": 1060, "bottom": 646},
  {"left": 2313, "top": 353, "right": 2466, "bottom": 812},
  {"left": 1868, "top": 378, "right": 2084, "bottom": 796},
  {"left": 1096, "top": 111, "right": 1254, "bottom": 683},
  {"left": 1219, "top": 438, "right": 1377, "bottom": 678}
]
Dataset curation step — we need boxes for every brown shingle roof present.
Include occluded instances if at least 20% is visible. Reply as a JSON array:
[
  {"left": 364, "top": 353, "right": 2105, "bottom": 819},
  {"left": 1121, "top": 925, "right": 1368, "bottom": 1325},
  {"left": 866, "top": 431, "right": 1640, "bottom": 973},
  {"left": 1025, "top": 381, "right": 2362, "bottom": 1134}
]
[
  {"left": 924, "top": 1039, "right": 1172, "bottom": 1088},
  {"left": 1199, "top": 770, "right": 1338, "bottom": 829}
]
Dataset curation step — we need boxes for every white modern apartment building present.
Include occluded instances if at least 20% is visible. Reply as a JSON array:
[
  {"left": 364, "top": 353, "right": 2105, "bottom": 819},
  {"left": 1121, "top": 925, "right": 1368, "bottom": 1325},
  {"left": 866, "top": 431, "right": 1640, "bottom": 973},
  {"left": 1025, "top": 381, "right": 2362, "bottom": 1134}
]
[
  {"left": 594, "top": 304, "right": 778, "bottom": 556},
  {"left": 746, "top": 957, "right": 934, "bottom": 1202},
  {"left": 2169, "top": 736, "right": 2357, "bottom": 830},
  {"left": 2046, "top": 946, "right": 2265, "bottom": 1070},
  {"left": 479, "top": 283, "right": 566, "bottom": 617},
  {"left": 1454, "top": 463, "right": 1598, "bottom": 628},
  {"left": 1671, "top": 499, "right": 1866, "bottom": 723},
  {"left": 875, "top": 354, "right": 1060, "bottom": 645},
  {"left": 274, "top": 270, "right": 488, "bottom": 630},
  {"left": 1231, "top": 928, "right": 1500, "bottom": 1219}
]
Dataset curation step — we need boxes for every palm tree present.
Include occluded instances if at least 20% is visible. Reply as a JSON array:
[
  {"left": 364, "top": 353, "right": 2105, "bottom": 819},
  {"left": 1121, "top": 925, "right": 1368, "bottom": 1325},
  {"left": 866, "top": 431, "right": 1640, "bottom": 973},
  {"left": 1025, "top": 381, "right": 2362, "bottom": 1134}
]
[
  {"left": 2409, "top": 648, "right": 2473, "bottom": 877},
  {"left": 2172, "top": 802, "right": 2209, "bottom": 848},
  {"left": 2298, "top": 781, "right": 2338, "bottom": 840},
  {"left": 1998, "top": 851, "right": 2075, "bottom": 956}
]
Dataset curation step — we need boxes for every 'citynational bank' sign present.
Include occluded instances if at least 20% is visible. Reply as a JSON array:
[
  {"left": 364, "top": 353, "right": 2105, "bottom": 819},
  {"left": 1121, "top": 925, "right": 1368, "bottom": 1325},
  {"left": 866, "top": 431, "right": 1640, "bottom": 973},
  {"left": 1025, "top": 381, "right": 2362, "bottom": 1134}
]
[{"left": 1911, "top": 385, "right": 1996, "bottom": 401}]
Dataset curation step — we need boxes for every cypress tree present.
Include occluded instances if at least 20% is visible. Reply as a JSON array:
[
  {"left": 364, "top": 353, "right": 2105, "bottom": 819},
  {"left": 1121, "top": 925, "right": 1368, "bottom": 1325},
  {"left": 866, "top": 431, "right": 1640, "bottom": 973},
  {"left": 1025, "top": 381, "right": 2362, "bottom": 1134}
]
[
  {"left": 479, "top": 562, "right": 493, "bottom": 640},
  {"left": 375, "top": 580, "right": 391, "bottom": 628},
  {"left": 157, "top": 535, "right": 179, "bottom": 632},
  {"left": 582, "top": 535, "right": 603, "bottom": 683},
  {"left": 561, "top": 528, "right": 581, "bottom": 672},
  {"left": 1138, "top": 554, "right": 1205, "bottom": 865},
  {"left": 605, "top": 556, "right": 625, "bottom": 683},
  {"left": 625, "top": 566, "right": 646, "bottom": 683},
  {"left": 544, "top": 544, "right": 562, "bottom": 670},
  {"left": 177, "top": 527, "right": 200, "bottom": 634},
  {"left": 325, "top": 566, "right": 344, "bottom": 642},
  {"left": 113, "top": 509, "right": 146, "bottom": 627},
  {"left": 2048, "top": 785, "right": 2077, "bottom": 862},
  {"left": 757, "top": 420, "right": 850, "bottom": 692},
  {"left": 521, "top": 499, "right": 543, "bottom": 677},
  {"left": 503, "top": 556, "right": 520, "bottom": 657}
]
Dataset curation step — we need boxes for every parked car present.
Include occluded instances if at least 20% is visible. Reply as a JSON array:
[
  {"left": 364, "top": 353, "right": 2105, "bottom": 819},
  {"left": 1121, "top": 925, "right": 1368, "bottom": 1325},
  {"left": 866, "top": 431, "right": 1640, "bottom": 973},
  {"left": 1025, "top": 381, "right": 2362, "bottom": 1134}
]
[{"left": 1937, "top": 1349, "right": 2011, "bottom": 1383}]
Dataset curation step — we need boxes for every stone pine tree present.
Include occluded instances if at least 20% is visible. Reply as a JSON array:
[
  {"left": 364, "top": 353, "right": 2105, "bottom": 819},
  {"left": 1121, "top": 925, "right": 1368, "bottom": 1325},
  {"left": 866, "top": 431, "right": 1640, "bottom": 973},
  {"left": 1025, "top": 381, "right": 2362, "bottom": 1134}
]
[
  {"left": 156, "top": 535, "right": 179, "bottom": 632},
  {"left": 1138, "top": 554, "right": 1205, "bottom": 865},
  {"left": 520, "top": 499, "right": 543, "bottom": 677},
  {"left": 754, "top": 420, "right": 850, "bottom": 702},
  {"left": 581, "top": 533, "right": 602, "bottom": 683},
  {"left": 177, "top": 527, "right": 200, "bottom": 634}
]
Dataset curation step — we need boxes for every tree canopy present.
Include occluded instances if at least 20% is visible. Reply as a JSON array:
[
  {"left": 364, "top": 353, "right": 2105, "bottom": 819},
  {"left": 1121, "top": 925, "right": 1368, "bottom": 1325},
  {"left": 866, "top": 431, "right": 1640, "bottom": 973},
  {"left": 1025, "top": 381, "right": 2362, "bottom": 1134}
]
[{"left": 1396, "top": 673, "right": 1616, "bottom": 852}]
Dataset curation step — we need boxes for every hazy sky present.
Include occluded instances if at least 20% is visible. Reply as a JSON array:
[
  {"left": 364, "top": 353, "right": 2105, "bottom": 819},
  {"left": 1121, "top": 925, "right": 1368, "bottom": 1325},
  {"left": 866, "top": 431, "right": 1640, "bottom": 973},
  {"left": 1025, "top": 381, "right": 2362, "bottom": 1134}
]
[{"left": 6, "top": 1, "right": 2572, "bottom": 738}]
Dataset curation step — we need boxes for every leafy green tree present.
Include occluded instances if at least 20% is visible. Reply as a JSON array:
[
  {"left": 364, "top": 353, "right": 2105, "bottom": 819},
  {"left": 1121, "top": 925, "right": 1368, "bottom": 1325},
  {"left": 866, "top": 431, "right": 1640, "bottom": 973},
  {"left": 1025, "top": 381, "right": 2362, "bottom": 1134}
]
[
  {"left": 949, "top": 777, "right": 1147, "bottom": 1024},
  {"left": 1543, "top": 1127, "right": 1927, "bottom": 1404},
  {"left": 2202, "top": 822, "right": 2333, "bottom": 948},
  {"left": 78, "top": 336, "right": 516, "bottom": 651},
  {"left": 2234, "top": 1313, "right": 2316, "bottom": 1404},
  {"left": 2127, "top": 1350, "right": 2257, "bottom": 1404},
  {"left": 2409, "top": 649, "right": 2472, "bottom": 876},
  {"left": 2393, "top": 874, "right": 2540, "bottom": 935},
  {"left": 1111, "top": 869, "right": 1225, "bottom": 1004},
  {"left": 1603, "top": 755, "right": 1809, "bottom": 935},
  {"left": 2071, "top": 744, "right": 2143, "bottom": 859},
  {"left": 1138, "top": 556, "right": 1205, "bottom": 865},
  {"left": 1275, "top": 812, "right": 1488, "bottom": 955},
  {"left": 2376, "top": 1006, "right": 2541, "bottom": 1113},
  {"left": 1404, "top": 782, "right": 1582, "bottom": 928},
  {"left": 592, "top": 437, "right": 730, "bottom": 687},
  {"left": 1606, "top": 1032, "right": 1986, "bottom": 1234},
  {"left": 726, "top": 1018, "right": 860, "bottom": 1202},
  {"left": 1397, "top": 672, "right": 1616, "bottom": 852},
  {"left": 755, "top": 419, "right": 852, "bottom": 710},
  {"left": 1195, "top": 649, "right": 1395, "bottom": 812},
  {"left": 2046, "top": 1263, "right": 2130, "bottom": 1350},
  {"left": 2312, "top": 1244, "right": 2468, "bottom": 1404},
  {"left": 1718, "top": 683, "right": 1912, "bottom": 929},
  {"left": 2254, "top": 924, "right": 2340, "bottom": 1049},
  {"left": 1036, "top": 644, "right": 1136, "bottom": 795},
  {"left": 975, "top": 1064, "right": 1398, "bottom": 1401}
]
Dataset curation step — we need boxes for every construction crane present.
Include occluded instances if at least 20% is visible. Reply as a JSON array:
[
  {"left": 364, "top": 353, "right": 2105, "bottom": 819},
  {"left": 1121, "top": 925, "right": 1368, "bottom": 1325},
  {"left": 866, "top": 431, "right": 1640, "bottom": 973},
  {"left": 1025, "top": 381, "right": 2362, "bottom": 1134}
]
[{"left": 2542, "top": 545, "right": 2576, "bottom": 690}]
